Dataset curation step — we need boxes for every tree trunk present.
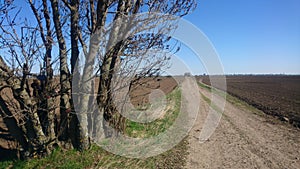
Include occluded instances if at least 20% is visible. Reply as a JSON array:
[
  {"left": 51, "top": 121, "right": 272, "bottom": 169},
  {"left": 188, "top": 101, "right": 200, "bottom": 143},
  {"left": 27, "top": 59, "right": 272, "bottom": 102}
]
[
  {"left": 76, "top": 0, "right": 109, "bottom": 143},
  {"left": 67, "top": 0, "right": 83, "bottom": 150},
  {"left": 96, "top": 0, "right": 132, "bottom": 138},
  {"left": 42, "top": 0, "right": 56, "bottom": 141},
  {"left": 50, "top": 0, "right": 72, "bottom": 143}
]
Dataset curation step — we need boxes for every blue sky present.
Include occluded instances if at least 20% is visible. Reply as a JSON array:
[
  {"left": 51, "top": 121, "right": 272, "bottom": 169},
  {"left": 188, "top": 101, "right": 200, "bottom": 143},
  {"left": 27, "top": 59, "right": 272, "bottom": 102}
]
[
  {"left": 3, "top": 0, "right": 300, "bottom": 75},
  {"left": 179, "top": 0, "right": 300, "bottom": 74}
]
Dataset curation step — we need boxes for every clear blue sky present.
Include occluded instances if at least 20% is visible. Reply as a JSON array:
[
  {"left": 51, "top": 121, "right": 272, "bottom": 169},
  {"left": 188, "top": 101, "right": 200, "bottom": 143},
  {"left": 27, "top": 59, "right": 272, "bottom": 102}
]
[
  {"left": 181, "top": 0, "right": 300, "bottom": 74},
  {"left": 5, "top": 0, "right": 300, "bottom": 75}
]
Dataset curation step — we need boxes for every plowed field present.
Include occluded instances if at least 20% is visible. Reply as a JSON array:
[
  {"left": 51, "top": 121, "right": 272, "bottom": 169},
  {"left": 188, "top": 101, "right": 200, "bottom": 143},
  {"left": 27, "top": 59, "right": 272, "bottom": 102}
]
[{"left": 199, "top": 75, "right": 300, "bottom": 127}]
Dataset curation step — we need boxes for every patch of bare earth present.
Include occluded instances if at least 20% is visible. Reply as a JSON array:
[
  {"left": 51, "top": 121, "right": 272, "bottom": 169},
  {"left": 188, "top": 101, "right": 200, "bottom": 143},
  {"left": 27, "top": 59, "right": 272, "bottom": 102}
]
[{"left": 186, "top": 86, "right": 300, "bottom": 169}]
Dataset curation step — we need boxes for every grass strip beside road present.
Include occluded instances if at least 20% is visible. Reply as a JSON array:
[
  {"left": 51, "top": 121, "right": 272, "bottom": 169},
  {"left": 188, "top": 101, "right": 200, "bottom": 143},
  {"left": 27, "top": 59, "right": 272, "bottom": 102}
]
[
  {"left": 126, "top": 87, "right": 181, "bottom": 138},
  {"left": 0, "top": 88, "right": 188, "bottom": 169},
  {"left": 198, "top": 82, "right": 264, "bottom": 116}
]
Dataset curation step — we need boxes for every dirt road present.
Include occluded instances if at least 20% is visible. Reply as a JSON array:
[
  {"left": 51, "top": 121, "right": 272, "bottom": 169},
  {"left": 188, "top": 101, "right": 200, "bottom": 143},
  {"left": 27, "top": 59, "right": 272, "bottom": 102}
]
[{"left": 186, "top": 85, "right": 300, "bottom": 169}]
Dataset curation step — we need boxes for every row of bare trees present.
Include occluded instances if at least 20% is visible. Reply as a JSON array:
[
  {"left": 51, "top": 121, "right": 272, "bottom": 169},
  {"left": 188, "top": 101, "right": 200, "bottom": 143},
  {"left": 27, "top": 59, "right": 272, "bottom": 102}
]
[{"left": 0, "top": 0, "right": 196, "bottom": 159}]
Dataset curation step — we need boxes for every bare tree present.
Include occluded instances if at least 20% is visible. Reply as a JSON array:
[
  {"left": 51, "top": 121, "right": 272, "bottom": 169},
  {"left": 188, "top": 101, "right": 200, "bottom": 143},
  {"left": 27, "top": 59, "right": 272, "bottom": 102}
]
[
  {"left": 0, "top": 0, "right": 61, "bottom": 157},
  {"left": 0, "top": 0, "right": 196, "bottom": 158}
]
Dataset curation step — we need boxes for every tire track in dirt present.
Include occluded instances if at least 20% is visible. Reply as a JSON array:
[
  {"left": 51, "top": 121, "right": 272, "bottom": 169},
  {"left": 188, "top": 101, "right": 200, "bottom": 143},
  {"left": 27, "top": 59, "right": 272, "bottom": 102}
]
[{"left": 186, "top": 85, "right": 300, "bottom": 169}]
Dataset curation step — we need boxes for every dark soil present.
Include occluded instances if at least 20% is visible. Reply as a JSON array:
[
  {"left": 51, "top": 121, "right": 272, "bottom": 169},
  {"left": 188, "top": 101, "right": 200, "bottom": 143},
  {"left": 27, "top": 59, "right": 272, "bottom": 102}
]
[
  {"left": 128, "top": 77, "right": 178, "bottom": 107},
  {"left": 198, "top": 75, "right": 300, "bottom": 128}
]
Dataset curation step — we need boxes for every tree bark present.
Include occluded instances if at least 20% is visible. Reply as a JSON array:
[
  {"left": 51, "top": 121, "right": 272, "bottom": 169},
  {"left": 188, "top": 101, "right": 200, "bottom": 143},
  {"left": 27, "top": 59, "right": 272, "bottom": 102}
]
[
  {"left": 76, "top": 0, "right": 109, "bottom": 143},
  {"left": 68, "top": 0, "right": 91, "bottom": 150},
  {"left": 96, "top": 0, "right": 133, "bottom": 137},
  {"left": 50, "top": 0, "right": 72, "bottom": 142}
]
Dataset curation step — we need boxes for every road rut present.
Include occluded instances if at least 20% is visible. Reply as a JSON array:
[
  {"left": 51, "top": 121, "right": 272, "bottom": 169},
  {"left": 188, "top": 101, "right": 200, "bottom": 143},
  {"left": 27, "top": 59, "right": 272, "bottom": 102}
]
[{"left": 186, "top": 85, "right": 300, "bottom": 169}]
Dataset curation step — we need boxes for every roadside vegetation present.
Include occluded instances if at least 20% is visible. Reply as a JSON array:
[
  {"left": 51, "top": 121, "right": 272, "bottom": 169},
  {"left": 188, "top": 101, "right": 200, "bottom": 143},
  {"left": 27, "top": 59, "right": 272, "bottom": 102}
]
[
  {"left": 126, "top": 88, "right": 181, "bottom": 138},
  {"left": 199, "top": 75, "right": 300, "bottom": 127},
  {"left": 198, "top": 81, "right": 265, "bottom": 116},
  {"left": 0, "top": 88, "right": 188, "bottom": 169},
  {"left": 0, "top": 0, "right": 196, "bottom": 160},
  {"left": 197, "top": 81, "right": 296, "bottom": 128}
]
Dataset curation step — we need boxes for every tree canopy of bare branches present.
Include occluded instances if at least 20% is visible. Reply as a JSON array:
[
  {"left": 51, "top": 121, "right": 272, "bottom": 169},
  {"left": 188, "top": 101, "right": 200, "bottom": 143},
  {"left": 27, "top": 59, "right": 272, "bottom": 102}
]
[{"left": 0, "top": 0, "right": 196, "bottom": 159}]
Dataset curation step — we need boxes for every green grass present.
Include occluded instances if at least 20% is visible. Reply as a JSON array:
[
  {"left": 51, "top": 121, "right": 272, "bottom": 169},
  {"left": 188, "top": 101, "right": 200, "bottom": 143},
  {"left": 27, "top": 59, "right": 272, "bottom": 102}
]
[
  {"left": 225, "top": 94, "right": 264, "bottom": 116},
  {"left": 0, "top": 145, "right": 156, "bottom": 169},
  {"left": 197, "top": 82, "right": 212, "bottom": 91},
  {"left": 0, "top": 88, "right": 187, "bottom": 169},
  {"left": 198, "top": 82, "right": 264, "bottom": 116},
  {"left": 126, "top": 88, "right": 181, "bottom": 138},
  {"left": 200, "top": 92, "right": 223, "bottom": 115}
]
